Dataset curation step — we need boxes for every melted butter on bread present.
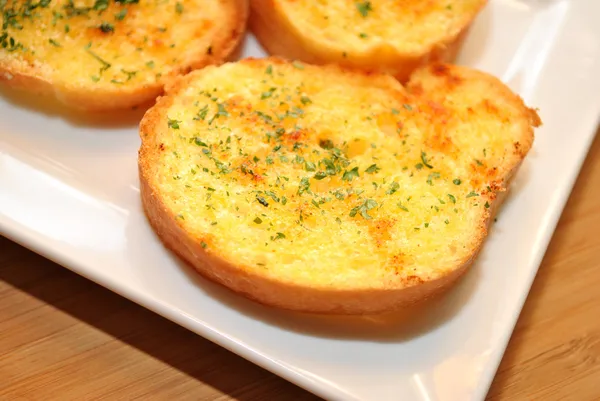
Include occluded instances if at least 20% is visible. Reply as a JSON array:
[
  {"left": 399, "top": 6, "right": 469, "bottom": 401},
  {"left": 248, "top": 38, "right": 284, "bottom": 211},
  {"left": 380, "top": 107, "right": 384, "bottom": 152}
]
[
  {"left": 0, "top": 0, "right": 247, "bottom": 110},
  {"left": 139, "top": 58, "right": 541, "bottom": 314}
]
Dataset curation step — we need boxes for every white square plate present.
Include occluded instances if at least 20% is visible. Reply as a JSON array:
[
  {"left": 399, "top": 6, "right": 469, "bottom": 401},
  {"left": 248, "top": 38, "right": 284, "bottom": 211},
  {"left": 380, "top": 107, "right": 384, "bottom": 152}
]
[{"left": 1, "top": 1, "right": 600, "bottom": 400}]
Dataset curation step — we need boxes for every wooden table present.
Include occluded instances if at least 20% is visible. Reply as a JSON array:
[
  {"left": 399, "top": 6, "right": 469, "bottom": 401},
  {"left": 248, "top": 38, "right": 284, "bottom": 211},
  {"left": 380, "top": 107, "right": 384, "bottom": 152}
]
[{"left": 2, "top": 129, "right": 600, "bottom": 401}]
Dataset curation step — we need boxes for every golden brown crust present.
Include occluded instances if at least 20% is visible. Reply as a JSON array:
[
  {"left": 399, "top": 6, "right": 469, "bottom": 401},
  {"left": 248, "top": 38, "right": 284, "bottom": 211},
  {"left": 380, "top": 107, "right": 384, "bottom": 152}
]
[
  {"left": 249, "top": 0, "right": 485, "bottom": 82},
  {"left": 0, "top": 0, "right": 249, "bottom": 112},
  {"left": 138, "top": 58, "right": 540, "bottom": 315}
]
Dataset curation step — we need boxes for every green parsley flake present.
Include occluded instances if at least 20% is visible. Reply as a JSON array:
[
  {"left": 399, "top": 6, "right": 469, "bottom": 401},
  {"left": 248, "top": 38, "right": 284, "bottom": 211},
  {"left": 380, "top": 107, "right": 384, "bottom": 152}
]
[
  {"left": 342, "top": 167, "right": 359, "bottom": 181},
  {"left": 350, "top": 199, "right": 378, "bottom": 220},
  {"left": 272, "top": 232, "right": 286, "bottom": 241},
  {"left": 355, "top": 1, "right": 372, "bottom": 17},
  {"left": 386, "top": 181, "right": 400, "bottom": 195},
  {"left": 365, "top": 164, "right": 380, "bottom": 174},
  {"left": 167, "top": 118, "right": 180, "bottom": 129},
  {"left": 397, "top": 202, "right": 409, "bottom": 212},
  {"left": 421, "top": 151, "right": 434, "bottom": 169},
  {"left": 115, "top": 9, "right": 127, "bottom": 20}
]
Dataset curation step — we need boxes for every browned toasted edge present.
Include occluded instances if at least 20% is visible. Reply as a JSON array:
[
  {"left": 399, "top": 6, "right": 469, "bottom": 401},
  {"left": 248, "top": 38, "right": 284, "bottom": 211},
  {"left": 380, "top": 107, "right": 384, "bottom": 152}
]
[
  {"left": 0, "top": 0, "right": 249, "bottom": 112},
  {"left": 138, "top": 58, "right": 541, "bottom": 315},
  {"left": 248, "top": 0, "right": 487, "bottom": 83}
]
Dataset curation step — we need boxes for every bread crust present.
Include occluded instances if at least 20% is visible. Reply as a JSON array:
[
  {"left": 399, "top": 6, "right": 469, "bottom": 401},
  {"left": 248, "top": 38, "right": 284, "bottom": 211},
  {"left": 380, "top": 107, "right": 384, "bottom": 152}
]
[
  {"left": 0, "top": 0, "right": 249, "bottom": 112},
  {"left": 249, "top": 0, "right": 485, "bottom": 82},
  {"left": 138, "top": 58, "right": 541, "bottom": 315}
]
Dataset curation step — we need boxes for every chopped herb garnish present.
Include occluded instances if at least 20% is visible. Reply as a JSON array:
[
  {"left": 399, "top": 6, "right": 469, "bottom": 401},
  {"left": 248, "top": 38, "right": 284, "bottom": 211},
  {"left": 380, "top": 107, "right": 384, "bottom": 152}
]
[
  {"left": 256, "top": 195, "right": 269, "bottom": 207},
  {"left": 99, "top": 22, "right": 114, "bottom": 33},
  {"left": 298, "top": 177, "right": 310, "bottom": 195},
  {"left": 121, "top": 69, "right": 136, "bottom": 81},
  {"left": 261, "top": 88, "right": 275, "bottom": 99},
  {"left": 342, "top": 166, "right": 359, "bottom": 181},
  {"left": 200, "top": 241, "right": 207, "bottom": 249},
  {"left": 48, "top": 39, "right": 61, "bottom": 47},
  {"left": 365, "top": 164, "right": 380, "bottom": 174},
  {"left": 321, "top": 158, "right": 336, "bottom": 176},
  {"left": 466, "top": 191, "right": 479, "bottom": 198},
  {"left": 304, "top": 161, "right": 316, "bottom": 171},
  {"left": 265, "top": 65, "right": 273, "bottom": 75},
  {"left": 84, "top": 44, "right": 111, "bottom": 74},
  {"left": 421, "top": 151, "right": 434, "bottom": 169},
  {"left": 194, "top": 138, "right": 208, "bottom": 147},
  {"left": 403, "top": 104, "right": 413, "bottom": 111},
  {"left": 426, "top": 172, "right": 440, "bottom": 186},
  {"left": 359, "top": 33, "right": 368, "bottom": 39},
  {"left": 350, "top": 199, "right": 378, "bottom": 220},
  {"left": 485, "top": 201, "right": 491, "bottom": 209},
  {"left": 397, "top": 202, "right": 409, "bottom": 212},
  {"left": 453, "top": 178, "right": 462, "bottom": 185},
  {"left": 448, "top": 194, "right": 456, "bottom": 203},
  {"left": 355, "top": 1, "right": 372, "bottom": 17},
  {"left": 168, "top": 118, "right": 180, "bottom": 129},
  {"left": 264, "top": 190, "right": 280, "bottom": 203},
  {"left": 208, "top": 103, "right": 229, "bottom": 124},
  {"left": 300, "top": 95, "right": 312, "bottom": 105},
  {"left": 314, "top": 172, "right": 327, "bottom": 180},
  {"left": 114, "top": 9, "right": 127, "bottom": 20},
  {"left": 175, "top": 2, "right": 183, "bottom": 13},
  {"left": 386, "top": 181, "right": 400, "bottom": 195},
  {"left": 195, "top": 105, "right": 209, "bottom": 120},
  {"left": 272, "top": 232, "right": 286, "bottom": 241}
]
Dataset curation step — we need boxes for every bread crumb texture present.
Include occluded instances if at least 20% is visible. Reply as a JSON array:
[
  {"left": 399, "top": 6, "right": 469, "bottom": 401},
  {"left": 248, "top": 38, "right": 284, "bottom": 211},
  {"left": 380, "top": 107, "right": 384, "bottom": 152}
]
[
  {"left": 140, "top": 58, "right": 540, "bottom": 293},
  {"left": 0, "top": 0, "right": 236, "bottom": 90}
]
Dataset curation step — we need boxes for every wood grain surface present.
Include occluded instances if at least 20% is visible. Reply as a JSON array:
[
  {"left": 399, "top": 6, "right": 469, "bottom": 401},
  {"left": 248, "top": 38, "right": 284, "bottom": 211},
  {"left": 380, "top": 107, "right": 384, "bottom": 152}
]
[{"left": 1, "top": 128, "right": 600, "bottom": 401}]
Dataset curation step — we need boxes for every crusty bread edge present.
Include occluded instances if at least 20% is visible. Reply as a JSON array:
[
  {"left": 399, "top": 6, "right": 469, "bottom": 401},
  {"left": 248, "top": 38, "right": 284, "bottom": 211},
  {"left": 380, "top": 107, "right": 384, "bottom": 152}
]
[
  {"left": 138, "top": 59, "right": 539, "bottom": 315},
  {"left": 0, "top": 0, "right": 249, "bottom": 112},
  {"left": 249, "top": 0, "right": 486, "bottom": 82}
]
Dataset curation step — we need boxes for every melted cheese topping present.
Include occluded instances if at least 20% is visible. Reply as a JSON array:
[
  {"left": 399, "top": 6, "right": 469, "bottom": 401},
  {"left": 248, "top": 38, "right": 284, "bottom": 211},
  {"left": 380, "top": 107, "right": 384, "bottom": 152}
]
[
  {"left": 276, "top": 0, "right": 486, "bottom": 53},
  {"left": 149, "top": 60, "right": 529, "bottom": 289},
  {"left": 0, "top": 0, "right": 226, "bottom": 88}
]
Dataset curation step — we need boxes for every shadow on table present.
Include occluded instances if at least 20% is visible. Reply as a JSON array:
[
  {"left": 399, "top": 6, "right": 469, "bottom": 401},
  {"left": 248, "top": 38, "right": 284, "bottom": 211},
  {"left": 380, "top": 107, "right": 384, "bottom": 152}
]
[{"left": 0, "top": 236, "right": 319, "bottom": 401}]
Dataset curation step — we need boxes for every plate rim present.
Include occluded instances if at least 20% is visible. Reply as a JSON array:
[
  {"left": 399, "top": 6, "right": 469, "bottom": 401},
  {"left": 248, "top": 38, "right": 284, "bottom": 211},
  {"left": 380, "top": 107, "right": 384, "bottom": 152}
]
[{"left": 2, "top": 1, "right": 600, "bottom": 400}]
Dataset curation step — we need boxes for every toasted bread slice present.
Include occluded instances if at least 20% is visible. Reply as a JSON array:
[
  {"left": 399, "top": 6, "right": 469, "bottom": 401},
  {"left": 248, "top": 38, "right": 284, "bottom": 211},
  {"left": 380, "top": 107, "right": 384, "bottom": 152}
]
[
  {"left": 0, "top": 0, "right": 248, "bottom": 111},
  {"left": 138, "top": 57, "right": 541, "bottom": 315},
  {"left": 249, "top": 0, "right": 487, "bottom": 82}
]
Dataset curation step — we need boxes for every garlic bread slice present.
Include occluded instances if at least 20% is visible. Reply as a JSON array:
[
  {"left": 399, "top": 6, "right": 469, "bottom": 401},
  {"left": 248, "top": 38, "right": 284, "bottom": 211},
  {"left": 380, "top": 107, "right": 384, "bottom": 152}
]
[
  {"left": 138, "top": 58, "right": 541, "bottom": 314},
  {"left": 250, "top": 0, "right": 486, "bottom": 82},
  {"left": 0, "top": 0, "right": 248, "bottom": 111}
]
